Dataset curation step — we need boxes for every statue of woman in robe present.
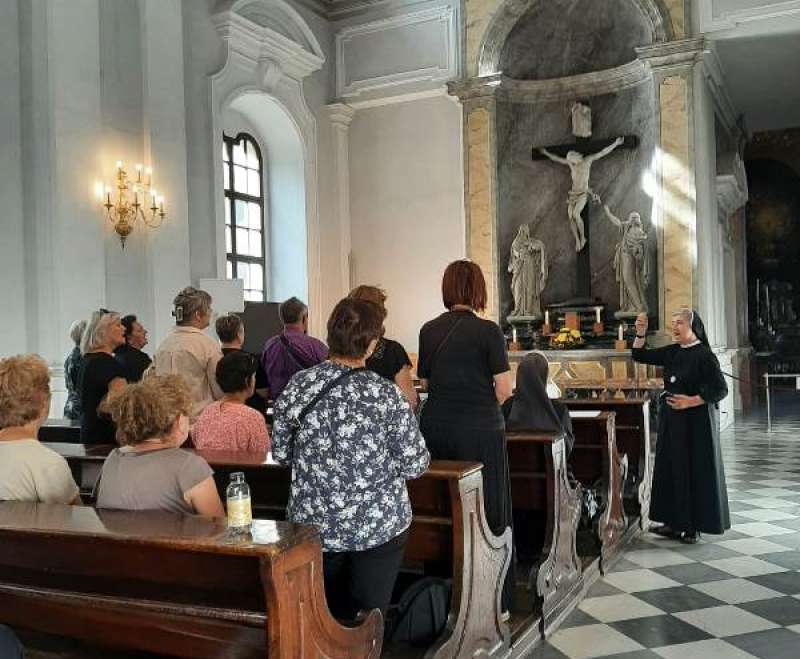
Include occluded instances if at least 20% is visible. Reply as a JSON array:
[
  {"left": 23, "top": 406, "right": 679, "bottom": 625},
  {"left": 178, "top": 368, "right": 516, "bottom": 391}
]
[
  {"left": 601, "top": 205, "right": 649, "bottom": 314},
  {"left": 508, "top": 224, "right": 547, "bottom": 318}
]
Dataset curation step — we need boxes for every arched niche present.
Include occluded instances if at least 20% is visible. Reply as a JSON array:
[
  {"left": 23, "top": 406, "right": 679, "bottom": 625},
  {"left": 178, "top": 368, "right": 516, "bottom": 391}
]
[
  {"left": 210, "top": 0, "right": 325, "bottom": 327},
  {"left": 477, "top": 0, "right": 674, "bottom": 77}
]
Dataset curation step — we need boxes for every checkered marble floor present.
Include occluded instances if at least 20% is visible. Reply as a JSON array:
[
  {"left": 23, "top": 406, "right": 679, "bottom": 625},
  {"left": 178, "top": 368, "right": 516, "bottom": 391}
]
[{"left": 533, "top": 404, "right": 800, "bottom": 659}]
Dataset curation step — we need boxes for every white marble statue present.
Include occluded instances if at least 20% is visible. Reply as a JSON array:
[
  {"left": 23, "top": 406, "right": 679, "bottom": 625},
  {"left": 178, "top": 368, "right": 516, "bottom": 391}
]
[
  {"left": 600, "top": 203, "right": 650, "bottom": 315},
  {"left": 571, "top": 102, "right": 592, "bottom": 138},
  {"left": 539, "top": 136, "right": 624, "bottom": 252},
  {"left": 508, "top": 224, "right": 547, "bottom": 319}
]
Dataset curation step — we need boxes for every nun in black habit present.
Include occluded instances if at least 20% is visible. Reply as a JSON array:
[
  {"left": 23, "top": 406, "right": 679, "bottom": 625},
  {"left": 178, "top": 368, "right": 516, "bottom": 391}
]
[
  {"left": 632, "top": 309, "right": 730, "bottom": 543},
  {"left": 503, "top": 352, "right": 575, "bottom": 456}
]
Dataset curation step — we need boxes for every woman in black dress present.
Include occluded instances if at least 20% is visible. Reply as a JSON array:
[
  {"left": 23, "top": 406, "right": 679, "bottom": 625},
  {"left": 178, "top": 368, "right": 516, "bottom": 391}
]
[
  {"left": 632, "top": 309, "right": 730, "bottom": 544},
  {"left": 417, "top": 260, "right": 514, "bottom": 610},
  {"left": 348, "top": 285, "right": 418, "bottom": 410}
]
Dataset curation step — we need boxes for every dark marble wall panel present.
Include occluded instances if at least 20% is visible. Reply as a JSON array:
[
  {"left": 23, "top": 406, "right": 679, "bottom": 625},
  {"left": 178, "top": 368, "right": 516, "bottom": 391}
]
[
  {"left": 496, "top": 83, "right": 659, "bottom": 323},
  {"left": 499, "top": 0, "right": 653, "bottom": 80}
]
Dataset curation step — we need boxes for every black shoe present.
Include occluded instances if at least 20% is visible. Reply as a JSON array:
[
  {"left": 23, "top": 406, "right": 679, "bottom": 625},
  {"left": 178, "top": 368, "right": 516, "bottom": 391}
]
[
  {"left": 651, "top": 525, "right": 677, "bottom": 538},
  {"left": 679, "top": 531, "right": 699, "bottom": 544}
]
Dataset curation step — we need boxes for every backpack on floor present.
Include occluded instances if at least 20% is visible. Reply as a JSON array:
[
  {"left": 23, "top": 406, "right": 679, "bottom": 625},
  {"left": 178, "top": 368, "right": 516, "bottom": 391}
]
[{"left": 386, "top": 577, "right": 451, "bottom": 646}]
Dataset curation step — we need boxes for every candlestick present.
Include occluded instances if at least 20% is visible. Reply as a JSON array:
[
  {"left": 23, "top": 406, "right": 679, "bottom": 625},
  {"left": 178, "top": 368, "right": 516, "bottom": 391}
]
[{"left": 595, "top": 306, "right": 601, "bottom": 323}]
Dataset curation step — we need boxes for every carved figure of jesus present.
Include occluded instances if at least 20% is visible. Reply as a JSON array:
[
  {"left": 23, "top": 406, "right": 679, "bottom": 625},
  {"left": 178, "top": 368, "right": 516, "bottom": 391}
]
[{"left": 539, "top": 136, "right": 625, "bottom": 252}]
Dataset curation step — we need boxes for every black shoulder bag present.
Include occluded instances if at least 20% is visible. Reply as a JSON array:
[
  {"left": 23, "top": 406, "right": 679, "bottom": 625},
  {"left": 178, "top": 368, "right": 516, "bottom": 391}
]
[
  {"left": 279, "top": 335, "right": 316, "bottom": 370},
  {"left": 288, "top": 367, "right": 365, "bottom": 441},
  {"left": 417, "top": 317, "right": 465, "bottom": 418}
]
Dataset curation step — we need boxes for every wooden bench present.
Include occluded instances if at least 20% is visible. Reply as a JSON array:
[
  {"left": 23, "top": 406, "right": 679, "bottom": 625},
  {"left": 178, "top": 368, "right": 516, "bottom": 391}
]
[
  {"left": 45, "top": 443, "right": 514, "bottom": 659},
  {"left": 563, "top": 398, "right": 652, "bottom": 530},
  {"left": 568, "top": 411, "right": 628, "bottom": 573},
  {"left": 0, "top": 501, "right": 382, "bottom": 658},
  {"left": 505, "top": 431, "right": 582, "bottom": 639},
  {"left": 39, "top": 419, "right": 81, "bottom": 443}
]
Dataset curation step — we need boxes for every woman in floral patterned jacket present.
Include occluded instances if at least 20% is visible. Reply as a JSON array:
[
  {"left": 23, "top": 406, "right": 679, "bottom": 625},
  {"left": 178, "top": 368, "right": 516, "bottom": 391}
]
[{"left": 272, "top": 297, "right": 430, "bottom": 621}]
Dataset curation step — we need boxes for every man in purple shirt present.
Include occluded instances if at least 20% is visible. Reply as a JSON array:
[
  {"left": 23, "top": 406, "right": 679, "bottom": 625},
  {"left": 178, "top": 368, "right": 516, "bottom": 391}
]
[{"left": 261, "top": 297, "right": 328, "bottom": 401}]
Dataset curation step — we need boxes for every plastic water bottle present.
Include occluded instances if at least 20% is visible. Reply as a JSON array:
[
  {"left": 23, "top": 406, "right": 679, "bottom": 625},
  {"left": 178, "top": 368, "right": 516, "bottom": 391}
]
[{"left": 226, "top": 472, "right": 252, "bottom": 532}]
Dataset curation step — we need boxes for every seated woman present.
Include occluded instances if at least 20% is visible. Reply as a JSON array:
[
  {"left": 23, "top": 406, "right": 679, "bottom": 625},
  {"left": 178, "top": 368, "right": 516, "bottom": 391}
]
[
  {"left": 348, "top": 285, "right": 418, "bottom": 410},
  {"left": 272, "top": 297, "right": 430, "bottom": 620},
  {"left": 96, "top": 375, "right": 224, "bottom": 517},
  {"left": 503, "top": 351, "right": 575, "bottom": 455},
  {"left": 0, "top": 354, "right": 80, "bottom": 504},
  {"left": 192, "top": 351, "right": 271, "bottom": 453}
]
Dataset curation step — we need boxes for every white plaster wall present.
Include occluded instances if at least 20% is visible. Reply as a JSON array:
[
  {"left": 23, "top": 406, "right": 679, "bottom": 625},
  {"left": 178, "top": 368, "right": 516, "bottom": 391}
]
[
  {"left": 349, "top": 94, "right": 465, "bottom": 353},
  {"left": 0, "top": 0, "right": 28, "bottom": 357}
]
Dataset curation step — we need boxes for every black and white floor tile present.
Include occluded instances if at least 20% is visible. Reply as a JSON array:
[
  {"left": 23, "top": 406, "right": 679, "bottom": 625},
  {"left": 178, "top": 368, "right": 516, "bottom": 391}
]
[{"left": 534, "top": 403, "right": 800, "bottom": 659}]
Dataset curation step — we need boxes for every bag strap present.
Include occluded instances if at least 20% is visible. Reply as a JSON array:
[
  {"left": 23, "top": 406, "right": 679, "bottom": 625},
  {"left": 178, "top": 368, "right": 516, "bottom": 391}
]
[
  {"left": 279, "top": 334, "right": 315, "bottom": 370},
  {"left": 293, "top": 367, "right": 365, "bottom": 429},
  {"left": 427, "top": 316, "right": 465, "bottom": 374}
]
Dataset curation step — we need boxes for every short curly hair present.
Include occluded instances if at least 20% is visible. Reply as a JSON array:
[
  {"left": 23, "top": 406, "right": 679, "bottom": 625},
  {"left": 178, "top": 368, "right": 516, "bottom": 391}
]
[
  {"left": 103, "top": 375, "right": 192, "bottom": 446},
  {"left": 0, "top": 354, "right": 51, "bottom": 429}
]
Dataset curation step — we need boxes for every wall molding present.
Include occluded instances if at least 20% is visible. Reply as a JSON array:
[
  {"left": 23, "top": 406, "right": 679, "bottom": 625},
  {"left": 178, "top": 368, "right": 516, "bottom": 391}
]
[
  {"left": 698, "top": 0, "right": 800, "bottom": 33},
  {"left": 210, "top": 1, "right": 326, "bottom": 333},
  {"left": 335, "top": 5, "right": 457, "bottom": 99}
]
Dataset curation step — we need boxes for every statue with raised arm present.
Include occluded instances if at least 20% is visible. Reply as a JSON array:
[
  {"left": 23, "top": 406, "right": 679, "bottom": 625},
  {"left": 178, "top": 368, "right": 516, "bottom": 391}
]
[
  {"left": 600, "top": 203, "right": 650, "bottom": 315},
  {"left": 508, "top": 224, "right": 548, "bottom": 319},
  {"left": 539, "top": 136, "right": 625, "bottom": 252}
]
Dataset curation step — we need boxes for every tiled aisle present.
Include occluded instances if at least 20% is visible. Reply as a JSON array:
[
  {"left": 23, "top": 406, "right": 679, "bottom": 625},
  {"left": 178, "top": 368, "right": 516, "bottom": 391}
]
[{"left": 535, "top": 405, "right": 800, "bottom": 659}]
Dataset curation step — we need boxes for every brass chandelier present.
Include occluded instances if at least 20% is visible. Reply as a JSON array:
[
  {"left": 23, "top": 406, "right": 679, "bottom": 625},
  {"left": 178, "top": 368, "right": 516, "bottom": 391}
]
[{"left": 98, "top": 161, "right": 166, "bottom": 248}]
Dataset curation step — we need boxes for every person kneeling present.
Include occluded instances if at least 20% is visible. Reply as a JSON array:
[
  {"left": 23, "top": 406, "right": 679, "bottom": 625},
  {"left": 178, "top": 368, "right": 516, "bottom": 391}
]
[{"left": 96, "top": 375, "right": 224, "bottom": 517}]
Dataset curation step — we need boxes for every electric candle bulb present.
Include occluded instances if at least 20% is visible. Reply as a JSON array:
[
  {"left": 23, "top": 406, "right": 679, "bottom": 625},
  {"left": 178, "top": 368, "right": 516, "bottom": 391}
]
[
  {"left": 595, "top": 307, "right": 601, "bottom": 323},
  {"left": 618, "top": 325, "right": 624, "bottom": 341},
  {"left": 116, "top": 160, "right": 123, "bottom": 170}
]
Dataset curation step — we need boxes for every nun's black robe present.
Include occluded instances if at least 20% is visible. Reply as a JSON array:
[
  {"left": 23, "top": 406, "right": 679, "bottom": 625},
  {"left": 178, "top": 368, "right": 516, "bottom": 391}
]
[{"left": 632, "top": 342, "right": 731, "bottom": 534}]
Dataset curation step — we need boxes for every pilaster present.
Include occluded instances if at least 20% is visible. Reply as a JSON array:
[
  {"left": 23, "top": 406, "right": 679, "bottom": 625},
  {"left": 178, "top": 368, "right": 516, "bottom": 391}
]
[{"left": 326, "top": 103, "right": 356, "bottom": 297}]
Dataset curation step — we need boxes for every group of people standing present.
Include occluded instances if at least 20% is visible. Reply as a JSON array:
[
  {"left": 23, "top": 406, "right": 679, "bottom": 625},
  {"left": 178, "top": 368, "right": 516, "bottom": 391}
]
[{"left": 0, "top": 258, "right": 732, "bottom": 645}]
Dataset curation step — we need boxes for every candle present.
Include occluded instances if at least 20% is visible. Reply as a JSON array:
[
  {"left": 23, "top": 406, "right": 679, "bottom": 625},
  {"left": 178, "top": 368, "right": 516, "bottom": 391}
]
[
  {"left": 134, "top": 191, "right": 139, "bottom": 206},
  {"left": 595, "top": 306, "right": 601, "bottom": 323},
  {"left": 545, "top": 310, "right": 550, "bottom": 326},
  {"left": 105, "top": 185, "right": 112, "bottom": 204},
  {"left": 135, "top": 163, "right": 142, "bottom": 182},
  {"left": 116, "top": 160, "right": 123, "bottom": 171},
  {"left": 512, "top": 327, "right": 518, "bottom": 344},
  {"left": 618, "top": 324, "right": 624, "bottom": 342},
  {"left": 146, "top": 167, "right": 152, "bottom": 186}
]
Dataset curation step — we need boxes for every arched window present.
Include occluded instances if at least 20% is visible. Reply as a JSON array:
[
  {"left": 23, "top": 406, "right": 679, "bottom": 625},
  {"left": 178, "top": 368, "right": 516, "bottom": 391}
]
[{"left": 222, "top": 133, "right": 266, "bottom": 301}]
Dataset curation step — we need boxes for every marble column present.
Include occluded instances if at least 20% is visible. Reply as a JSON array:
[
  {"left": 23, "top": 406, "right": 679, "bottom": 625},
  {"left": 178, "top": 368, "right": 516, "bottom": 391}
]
[
  {"left": 450, "top": 79, "right": 500, "bottom": 321},
  {"left": 326, "top": 103, "right": 356, "bottom": 298},
  {"left": 637, "top": 39, "right": 705, "bottom": 335}
]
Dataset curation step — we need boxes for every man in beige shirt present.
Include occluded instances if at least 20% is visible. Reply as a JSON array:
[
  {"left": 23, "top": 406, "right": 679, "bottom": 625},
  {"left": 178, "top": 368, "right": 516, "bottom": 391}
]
[{"left": 152, "top": 287, "right": 224, "bottom": 422}]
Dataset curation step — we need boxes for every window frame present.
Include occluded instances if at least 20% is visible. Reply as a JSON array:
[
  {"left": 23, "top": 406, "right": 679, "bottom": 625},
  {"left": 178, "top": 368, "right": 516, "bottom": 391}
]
[{"left": 222, "top": 132, "right": 267, "bottom": 301}]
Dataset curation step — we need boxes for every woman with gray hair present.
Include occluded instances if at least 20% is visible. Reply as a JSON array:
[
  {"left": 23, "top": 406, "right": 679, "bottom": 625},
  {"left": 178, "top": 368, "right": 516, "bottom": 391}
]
[
  {"left": 63, "top": 320, "right": 86, "bottom": 420},
  {"left": 151, "top": 287, "right": 223, "bottom": 423},
  {"left": 78, "top": 309, "right": 127, "bottom": 444}
]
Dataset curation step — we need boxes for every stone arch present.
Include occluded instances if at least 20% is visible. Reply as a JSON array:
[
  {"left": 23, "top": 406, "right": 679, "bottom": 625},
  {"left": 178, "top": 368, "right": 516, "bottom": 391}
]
[{"left": 476, "top": 0, "right": 675, "bottom": 77}]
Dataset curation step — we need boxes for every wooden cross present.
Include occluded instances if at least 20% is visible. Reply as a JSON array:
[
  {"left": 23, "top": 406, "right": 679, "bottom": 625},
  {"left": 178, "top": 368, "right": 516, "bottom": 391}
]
[{"left": 532, "top": 135, "right": 638, "bottom": 301}]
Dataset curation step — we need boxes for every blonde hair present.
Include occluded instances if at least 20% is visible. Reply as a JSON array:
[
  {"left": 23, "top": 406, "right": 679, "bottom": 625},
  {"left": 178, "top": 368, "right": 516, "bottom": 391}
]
[
  {"left": 0, "top": 354, "right": 51, "bottom": 429},
  {"left": 173, "top": 287, "right": 212, "bottom": 326},
  {"left": 102, "top": 375, "right": 191, "bottom": 446},
  {"left": 81, "top": 310, "right": 120, "bottom": 355}
]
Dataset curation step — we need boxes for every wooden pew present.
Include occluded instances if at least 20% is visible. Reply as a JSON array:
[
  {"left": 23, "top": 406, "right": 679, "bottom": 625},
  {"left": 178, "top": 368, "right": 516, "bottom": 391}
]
[
  {"left": 505, "top": 432, "right": 582, "bottom": 639},
  {"left": 38, "top": 419, "right": 81, "bottom": 443},
  {"left": 0, "top": 501, "right": 382, "bottom": 658},
  {"left": 568, "top": 411, "right": 628, "bottom": 573},
  {"left": 563, "top": 398, "right": 652, "bottom": 530},
  {"left": 44, "top": 443, "right": 514, "bottom": 659}
]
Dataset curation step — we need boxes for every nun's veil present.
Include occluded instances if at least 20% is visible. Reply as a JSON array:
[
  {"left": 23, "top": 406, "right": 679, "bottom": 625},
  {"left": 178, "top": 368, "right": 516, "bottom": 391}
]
[
  {"left": 506, "top": 352, "right": 562, "bottom": 432},
  {"left": 691, "top": 310, "right": 710, "bottom": 348}
]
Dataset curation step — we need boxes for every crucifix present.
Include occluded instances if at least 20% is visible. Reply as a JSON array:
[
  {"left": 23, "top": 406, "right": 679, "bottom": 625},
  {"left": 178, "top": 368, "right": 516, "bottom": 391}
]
[{"left": 532, "top": 104, "right": 638, "bottom": 301}]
